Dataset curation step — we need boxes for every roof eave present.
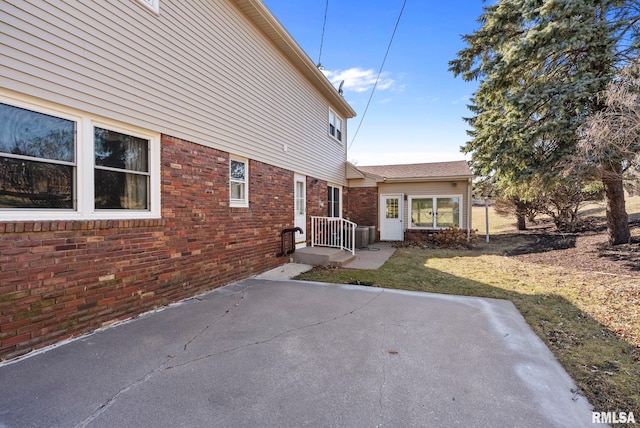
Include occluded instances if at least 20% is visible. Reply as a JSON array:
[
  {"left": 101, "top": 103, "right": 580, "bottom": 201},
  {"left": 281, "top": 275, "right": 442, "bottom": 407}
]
[{"left": 382, "top": 175, "right": 473, "bottom": 183}]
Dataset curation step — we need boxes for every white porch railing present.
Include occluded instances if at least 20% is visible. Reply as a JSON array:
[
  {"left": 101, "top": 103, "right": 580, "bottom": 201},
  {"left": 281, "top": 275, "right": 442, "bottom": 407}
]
[{"left": 310, "top": 216, "right": 357, "bottom": 255}]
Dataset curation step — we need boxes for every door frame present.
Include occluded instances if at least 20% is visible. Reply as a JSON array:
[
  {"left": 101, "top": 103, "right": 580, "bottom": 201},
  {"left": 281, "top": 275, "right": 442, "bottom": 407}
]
[{"left": 379, "top": 194, "right": 404, "bottom": 241}]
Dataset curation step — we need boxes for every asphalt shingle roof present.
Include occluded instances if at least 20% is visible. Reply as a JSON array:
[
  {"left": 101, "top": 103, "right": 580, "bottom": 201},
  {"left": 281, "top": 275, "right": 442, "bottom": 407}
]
[{"left": 355, "top": 160, "right": 472, "bottom": 179}]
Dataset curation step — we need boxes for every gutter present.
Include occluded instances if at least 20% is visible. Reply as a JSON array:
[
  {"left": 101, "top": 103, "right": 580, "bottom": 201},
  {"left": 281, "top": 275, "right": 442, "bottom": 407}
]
[{"left": 378, "top": 176, "right": 474, "bottom": 183}]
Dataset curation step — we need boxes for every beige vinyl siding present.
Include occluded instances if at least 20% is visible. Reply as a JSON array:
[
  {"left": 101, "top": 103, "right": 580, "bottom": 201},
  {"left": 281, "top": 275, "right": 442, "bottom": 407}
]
[
  {"left": 348, "top": 177, "right": 380, "bottom": 188},
  {"left": 379, "top": 181, "right": 471, "bottom": 229},
  {"left": 0, "top": 0, "right": 349, "bottom": 185}
]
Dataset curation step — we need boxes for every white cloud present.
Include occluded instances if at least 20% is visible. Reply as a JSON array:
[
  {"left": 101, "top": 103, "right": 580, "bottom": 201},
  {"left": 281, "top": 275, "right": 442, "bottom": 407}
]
[{"left": 322, "top": 67, "right": 394, "bottom": 93}]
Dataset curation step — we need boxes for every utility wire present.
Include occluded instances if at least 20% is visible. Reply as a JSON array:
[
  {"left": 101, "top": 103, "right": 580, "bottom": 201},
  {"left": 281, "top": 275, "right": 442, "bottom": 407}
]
[
  {"left": 348, "top": 0, "right": 407, "bottom": 150},
  {"left": 318, "top": 0, "right": 329, "bottom": 67}
]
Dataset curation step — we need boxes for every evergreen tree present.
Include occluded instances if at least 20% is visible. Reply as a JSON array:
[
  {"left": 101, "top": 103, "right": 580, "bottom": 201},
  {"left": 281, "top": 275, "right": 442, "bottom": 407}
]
[{"left": 450, "top": 0, "right": 640, "bottom": 244}]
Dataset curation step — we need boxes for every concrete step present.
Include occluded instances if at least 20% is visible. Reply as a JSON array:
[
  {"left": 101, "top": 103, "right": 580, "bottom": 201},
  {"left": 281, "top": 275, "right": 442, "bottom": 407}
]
[
  {"left": 329, "top": 250, "right": 357, "bottom": 267},
  {"left": 292, "top": 246, "right": 356, "bottom": 267}
]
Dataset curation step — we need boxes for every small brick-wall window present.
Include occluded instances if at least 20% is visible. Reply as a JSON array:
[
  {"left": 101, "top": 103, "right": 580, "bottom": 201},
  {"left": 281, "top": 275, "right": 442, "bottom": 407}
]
[
  {"left": 0, "top": 95, "right": 160, "bottom": 221},
  {"left": 229, "top": 155, "right": 248, "bottom": 207}
]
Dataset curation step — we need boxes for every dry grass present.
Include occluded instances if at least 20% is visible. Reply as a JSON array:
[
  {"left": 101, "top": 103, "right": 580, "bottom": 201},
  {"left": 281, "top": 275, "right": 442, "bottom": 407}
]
[{"left": 472, "top": 195, "right": 640, "bottom": 235}]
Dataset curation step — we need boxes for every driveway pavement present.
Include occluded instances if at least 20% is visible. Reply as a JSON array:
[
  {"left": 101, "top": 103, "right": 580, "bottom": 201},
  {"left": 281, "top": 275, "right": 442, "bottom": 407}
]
[{"left": 0, "top": 279, "right": 599, "bottom": 427}]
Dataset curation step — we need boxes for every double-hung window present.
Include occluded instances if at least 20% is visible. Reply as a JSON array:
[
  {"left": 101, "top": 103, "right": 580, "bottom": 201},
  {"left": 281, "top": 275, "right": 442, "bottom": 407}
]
[
  {"left": 409, "top": 196, "right": 462, "bottom": 229},
  {"left": 0, "top": 103, "right": 76, "bottom": 210},
  {"left": 94, "top": 128, "right": 150, "bottom": 210},
  {"left": 0, "top": 97, "right": 160, "bottom": 220},
  {"left": 229, "top": 156, "right": 248, "bottom": 207},
  {"left": 328, "top": 110, "right": 343, "bottom": 142}
]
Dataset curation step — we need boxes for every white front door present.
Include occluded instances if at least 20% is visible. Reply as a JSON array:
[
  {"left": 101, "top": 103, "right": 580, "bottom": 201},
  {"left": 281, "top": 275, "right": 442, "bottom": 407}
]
[
  {"left": 294, "top": 174, "right": 307, "bottom": 248},
  {"left": 380, "top": 194, "right": 404, "bottom": 241}
]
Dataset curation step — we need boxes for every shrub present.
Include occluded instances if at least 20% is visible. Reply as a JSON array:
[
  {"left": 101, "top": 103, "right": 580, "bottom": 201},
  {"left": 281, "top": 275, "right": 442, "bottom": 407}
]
[{"left": 434, "top": 226, "right": 478, "bottom": 248}]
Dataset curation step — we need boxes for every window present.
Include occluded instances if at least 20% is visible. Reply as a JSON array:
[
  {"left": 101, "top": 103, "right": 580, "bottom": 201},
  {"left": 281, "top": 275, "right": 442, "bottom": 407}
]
[
  {"left": 229, "top": 156, "right": 248, "bottom": 207},
  {"left": 137, "top": 0, "right": 160, "bottom": 13},
  {"left": 94, "top": 128, "right": 149, "bottom": 210},
  {"left": 409, "top": 196, "right": 461, "bottom": 229},
  {"left": 385, "top": 198, "right": 399, "bottom": 219},
  {"left": 0, "top": 103, "right": 76, "bottom": 209},
  {"left": 0, "top": 97, "right": 160, "bottom": 220},
  {"left": 295, "top": 180, "right": 305, "bottom": 215},
  {"left": 327, "top": 185, "right": 341, "bottom": 217},
  {"left": 328, "top": 110, "right": 343, "bottom": 142}
]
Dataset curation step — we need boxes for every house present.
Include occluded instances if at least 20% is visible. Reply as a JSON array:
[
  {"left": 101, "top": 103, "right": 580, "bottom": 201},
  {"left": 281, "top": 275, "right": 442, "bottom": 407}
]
[
  {"left": 345, "top": 161, "right": 473, "bottom": 242},
  {"left": 0, "top": 0, "right": 355, "bottom": 360}
]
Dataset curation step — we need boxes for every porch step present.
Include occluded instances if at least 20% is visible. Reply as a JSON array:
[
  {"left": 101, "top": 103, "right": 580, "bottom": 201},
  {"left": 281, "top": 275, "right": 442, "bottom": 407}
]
[{"left": 292, "top": 246, "right": 356, "bottom": 267}]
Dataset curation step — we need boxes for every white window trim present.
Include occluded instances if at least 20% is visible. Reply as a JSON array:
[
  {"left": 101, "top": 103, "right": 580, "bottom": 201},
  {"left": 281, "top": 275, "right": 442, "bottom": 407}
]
[
  {"left": 137, "top": 0, "right": 160, "bottom": 14},
  {"left": 0, "top": 92, "right": 161, "bottom": 221},
  {"left": 407, "top": 195, "right": 463, "bottom": 230},
  {"left": 328, "top": 109, "right": 343, "bottom": 143},
  {"left": 229, "top": 155, "right": 249, "bottom": 208}
]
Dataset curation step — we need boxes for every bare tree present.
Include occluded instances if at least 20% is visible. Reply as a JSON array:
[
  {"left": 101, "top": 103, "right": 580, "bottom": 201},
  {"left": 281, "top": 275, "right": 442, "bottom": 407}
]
[{"left": 578, "top": 58, "right": 640, "bottom": 244}]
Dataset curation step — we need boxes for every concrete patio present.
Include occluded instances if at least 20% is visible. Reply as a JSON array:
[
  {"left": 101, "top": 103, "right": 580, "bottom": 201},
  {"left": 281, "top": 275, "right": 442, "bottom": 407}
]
[{"left": 0, "top": 279, "right": 599, "bottom": 427}]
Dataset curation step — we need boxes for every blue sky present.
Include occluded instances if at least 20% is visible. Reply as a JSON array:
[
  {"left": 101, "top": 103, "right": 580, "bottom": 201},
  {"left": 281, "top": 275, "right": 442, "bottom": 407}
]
[{"left": 262, "top": 1, "right": 486, "bottom": 166}]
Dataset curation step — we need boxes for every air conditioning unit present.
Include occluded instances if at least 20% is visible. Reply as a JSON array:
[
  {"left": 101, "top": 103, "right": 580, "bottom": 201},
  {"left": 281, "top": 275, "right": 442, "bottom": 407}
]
[{"left": 355, "top": 226, "right": 369, "bottom": 249}]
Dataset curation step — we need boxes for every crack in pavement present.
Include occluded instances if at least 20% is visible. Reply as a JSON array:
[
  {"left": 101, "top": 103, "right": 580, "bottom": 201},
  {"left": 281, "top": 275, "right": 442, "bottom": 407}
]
[
  {"left": 182, "top": 285, "right": 250, "bottom": 351},
  {"left": 74, "top": 362, "right": 168, "bottom": 428},
  {"left": 72, "top": 285, "right": 383, "bottom": 426},
  {"left": 167, "top": 289, "right": 386, "bottom": 371},
  {"left": 74, "top": 284, "right": 251, "bottom": 427}
]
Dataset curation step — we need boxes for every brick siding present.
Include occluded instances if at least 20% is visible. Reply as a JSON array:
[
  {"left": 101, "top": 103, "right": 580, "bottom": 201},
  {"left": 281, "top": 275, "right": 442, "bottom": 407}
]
[
  {"left": 345, "top": 187, "right": 378, "bottom": 239},
  {"left": 0, "top": 135, "right": 295, "bottom": 360}
]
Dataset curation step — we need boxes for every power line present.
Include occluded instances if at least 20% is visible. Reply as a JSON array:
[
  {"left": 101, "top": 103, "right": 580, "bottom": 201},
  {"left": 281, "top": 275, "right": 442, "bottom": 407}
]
[
  {"left": 348, "top": 0, "right": 407, "bottom": 150},
  {"left": 318, "top": 0, "right": 329, "bottom": 68}
]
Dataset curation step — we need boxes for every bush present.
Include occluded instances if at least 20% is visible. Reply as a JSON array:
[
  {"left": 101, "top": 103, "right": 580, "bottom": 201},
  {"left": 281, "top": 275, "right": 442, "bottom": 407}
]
[
  {"left": 434, "top": 226, "right": 478, "bottom": 248},
  {"left": 399, "top": 227, "right": 478, "bottom": 249}
]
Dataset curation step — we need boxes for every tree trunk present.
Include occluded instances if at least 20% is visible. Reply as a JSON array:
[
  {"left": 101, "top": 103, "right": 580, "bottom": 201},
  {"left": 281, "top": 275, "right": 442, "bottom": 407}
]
[
  {"left": 516, "top": 212, "right": 526, "bottom": 230},
  {"left": 602, "top": 163, "right": 630, "bottom": 245}
]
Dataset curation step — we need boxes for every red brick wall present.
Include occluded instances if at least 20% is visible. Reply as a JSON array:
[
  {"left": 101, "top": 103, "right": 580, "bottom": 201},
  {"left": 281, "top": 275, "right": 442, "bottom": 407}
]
[
  {"left": 0, "top": 135, "right": 294, "bottom": 360},
  {"left": 345, "top": 187, "right": 378, "bottom": 238}
]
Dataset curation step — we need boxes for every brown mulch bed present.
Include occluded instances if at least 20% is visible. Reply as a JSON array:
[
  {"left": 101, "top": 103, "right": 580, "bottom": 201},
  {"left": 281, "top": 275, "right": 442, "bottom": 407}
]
[{"left": 505, "top": 217, "right": 640, "bottom": 277}]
